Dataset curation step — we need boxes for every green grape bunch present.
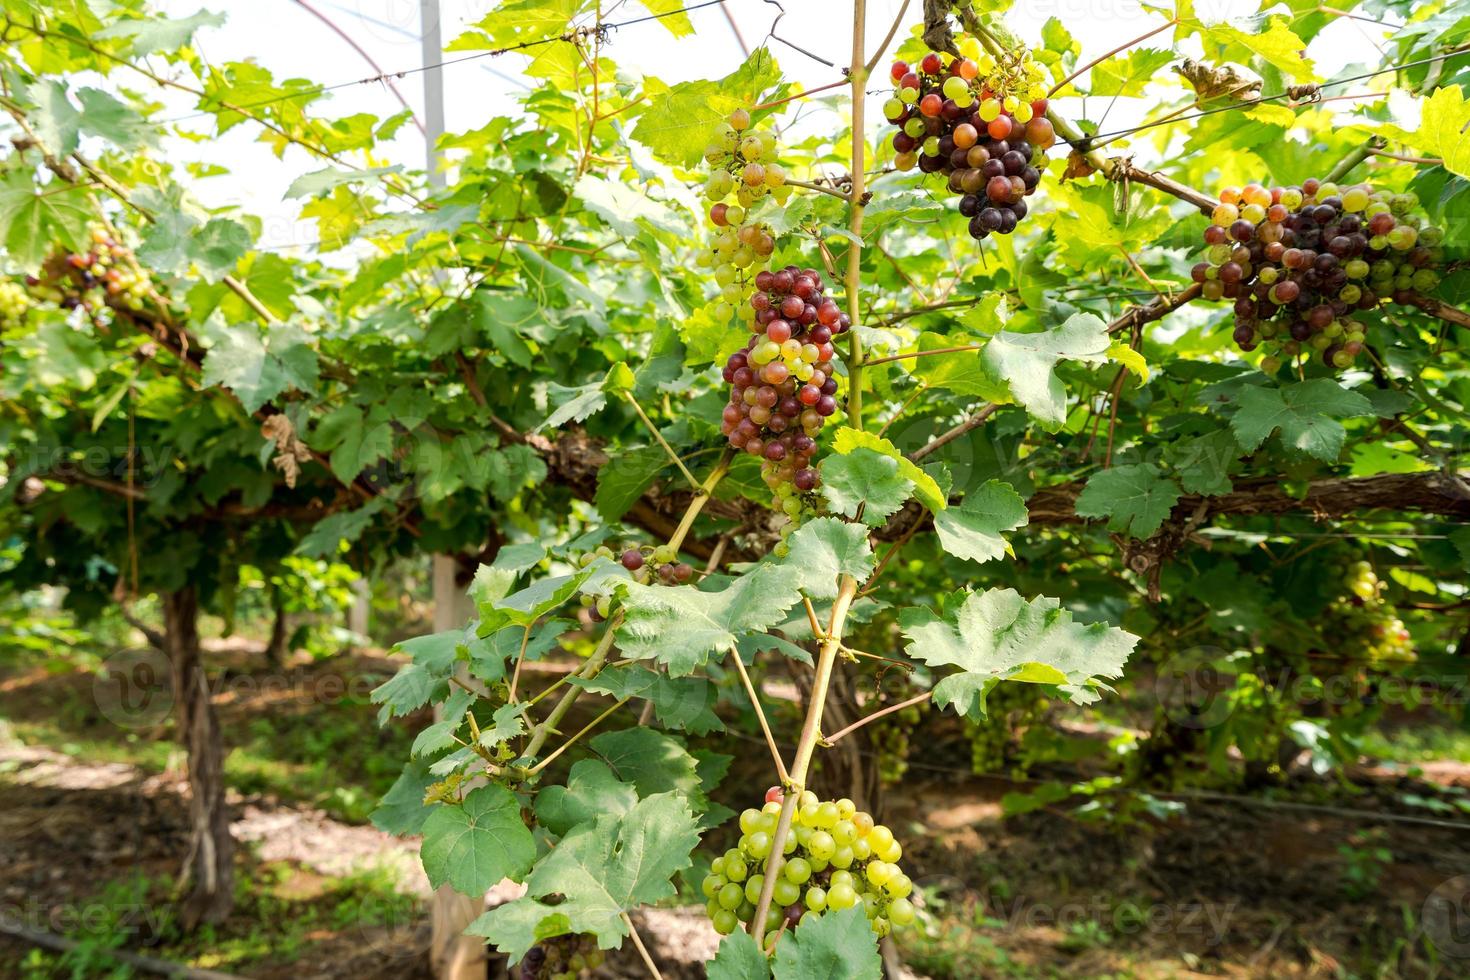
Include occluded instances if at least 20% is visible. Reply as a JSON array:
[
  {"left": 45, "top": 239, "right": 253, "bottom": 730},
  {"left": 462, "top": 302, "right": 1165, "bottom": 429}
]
[
  {"left": 1325, "top": 561, "right": 1414, "bottom": 666},
  {"left": 702, "top": 789, "right": 918, "bottom": 940},
  {"left": 0, "top": 279, "right": 32, "bottom": 329},
  {"left": 696, "top": 108, "right": 790, "bottom": 325}
]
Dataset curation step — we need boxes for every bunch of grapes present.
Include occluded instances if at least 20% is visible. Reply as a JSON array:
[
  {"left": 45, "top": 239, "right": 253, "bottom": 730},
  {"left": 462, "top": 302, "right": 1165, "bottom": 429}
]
[
  {"left": 1325, "top": 561, "right": 1414, "bottom": 665},
  {"left": 574, "top": 544, "right": 695, "bottom": 618},
  {"left": 697, "top": 108, "right": 791, "bottom": 324},
  {"left": 0, "top": 279, "right": 32, "bottom": 328},
  {"left": 1192, "top": 180, "right": 1447, "bottom": 371},
  {"left": 884, "top": 36, "right": 1056, "bottom": 242},
  {"left": 24, "top": 224, "right": 153, "bottom": 320},
  {"left": 516, "top": 935, "right": 605, "bottom": 979},
  {"left": 720, "top": 266, "right": 845, "bottom": 549},
  {"left": 702, "top": 789, "right": 917, "bottom": 939}
]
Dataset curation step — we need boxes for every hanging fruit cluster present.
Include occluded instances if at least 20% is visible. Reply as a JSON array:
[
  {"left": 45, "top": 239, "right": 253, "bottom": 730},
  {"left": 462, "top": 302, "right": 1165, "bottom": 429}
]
[
  {"left": 574, "top": 544, "right": 695, "bottom": 619},
  {"left": 721, "top": 266, "right": 846, "bottom": 552},
  {"left": 703, "top": 790, "right": 918, "bottom": 939},
  {"left": 516, "top": 935, "right": 605, "bottom": 980},
  {"left": 1192, "top": 180, "right": 1446, "bottom": 371},
  {"left": 1325, "top": 561, "right": 1414, "bottom": 666},
  {"left": 21, "top": 224, "right": 154, "bottom": 321},
  {"left": 0, "top": 279, "right": 31, "bottom": 328},
  {"left": 884, "top": 36, "right": 1056, "bottom": 242},
  {"left": 696, "top": 108, "right": 791, "bottom": 325}
]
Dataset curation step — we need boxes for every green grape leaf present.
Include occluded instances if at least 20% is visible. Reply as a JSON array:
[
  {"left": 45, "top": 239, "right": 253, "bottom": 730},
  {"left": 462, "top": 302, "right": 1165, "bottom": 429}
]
[
  {"left": 1229, "top": 379, "right": 1373, "bottom": 462},
  {"left": 1207, "top": 18, "right": 1316, "bottom": 81},
  {"left": 1073, "top": 464, "right": 1182, "bottom": 540},
  {"left": 294, "top": 498, "right": 387, "bottom": 559},
  {"left": 473, "top": 793, "right": 700, "bottom": 955},
  {"left": 572, "top": 664, "right": 724, "bottom": 735},
  {"left": 595, "top": 444, "right": 670, "bottom": 521},
  {"left": 94, "top": 9, "right": 225, "bottom": 54},
  {"left": 370, "top": 624, "right": 473, "bottom": 721},
  {"left": 982, "top": 313, "right": 1112, "bottom": 430},
  {"left": 1087, "top": 48, "right": 1175, "bottom": 97},
  {"left": 819, "top": 448, "right": 914, "bottom": 526},
  {"left": 772, "top": 905, "right": 882, "bottom": 980},
  {"left": 200, "top": 323, "right": 319, "bottom": 413},
  {"left": 832, "top": 427, "right": 946, "bottom": 511},
  {"left": 534, "top": 759, "right": 640, "bottom": 837},
  {"left": 574, "top": 174, "right": 683, "bottom": 237},
  {"left": 538, "top": 380, "right": 607, "bottom": 431},
  {"left": 709, "top": 930, "right": 773, "bottom": 980},
  {"left": 30, "top": 81, "right": 82, "bottom": 156},
  {"left": 370, "top": 759, "right": 437, "bottom": 836},
  {"left": 934, "top": 480, "right": 1029, "bottom": 564},
  {"left": 909, "top": 331, "right": 1011, "bottom": 400},
  {"left": 783, "top": 518, "right": 877, "bottom": 598},
  {"left": 587, "top": 728, "right": 703, "bottom": 802},
  {"left": 465, "top": 900, "right": 572, "bottom": 964},
  {"left": 1414, "top": 84, "right": 1470, "bottom": 179},
  {"left": 617, "top": 564, "right": 804, "bottom": 676},
  {"left": 419, "top": 785, "right": 536, "bottom": 896},
  {"left": 632, "top": 50, "right": 782, "bottom": 166},
  {"left": 1166, "top": 430, "right": 1238, "bottom": 496},
  {"left": 901, "top": 588, "right": 1138, "bottom": 716},
  {"left": 0, "top": 170, "right": 90, "bottom": 267}
]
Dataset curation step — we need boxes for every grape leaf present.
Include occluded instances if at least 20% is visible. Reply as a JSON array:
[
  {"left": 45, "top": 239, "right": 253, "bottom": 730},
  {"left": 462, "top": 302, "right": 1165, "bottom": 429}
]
[
  {"left": 1229, "top": 379, "right": 1373, "bottom": 461},
  {"left": 709, "top": 930, "right": 773, "bottom": 980},
  {"left": 370, "top": 759, "right": 436, "bottom": 836},
  {"left": 1074, "top": 464, "right": 1182, "bottom": 539},
  {"left": 465, "top": 900, "right": 572, "bottom": 965},
  {"left": 934, "top": 480, "right": 1029, "bottom": 564},
  {"left": 572, "top": 664, "right": 724, "bottom": 735},
  {"left": 200, "top": 323, "right": 319, "bottom": 413},
  {"left": 819, "top": 448, "right": 914, "bottom": 526},
  {"left": 900, "top": 588, "right": 1138, "bottom": 716},
  {"left": 419, "top": 784, "right": 536, "bottom": 896},
  {"left": 783, "top": 518, "right": 877, "bottom": 597},
  {"left": 982, "top": 313, "right": 1111, "bottom": 430},
  {"left": 1087, "top": 48, "right": 1175, "bottom": 97},
  {"left": 616, "top": 563, "right": 804, "bottom": 675},
  {"left": 537, "top": 380, "right": 608, "bottom": 431},
  {"left": 595, "top": 444, "right": 670, "bottom": 521},
  {"left": 1166, "top": 430, "right": 1238, "bottom": 496},
  {"left": 294, "top": 498, "right": 386, "bottom": 560},
  {"left": 632, "top": 50, "right": 782, "bottom": 166},
  {"left": 370, "top": 625, "right": 474, "bottom": 721},
  {"left": 908, "top": 331, "right": 1010, "bottom": 401},
  {"left": 1207, "top": 18, "right": 1316, "bottom": 81},
  {"left": 772, "top": 905, "right": 882, "bottom": 980},
  {"left": 1415, "top": 84, "right": 1470, "bottom": 179},
  {"left": 534, "top": 759, "right": 639, "bottom": 837},
  {"left": 94, "top": 9, "right": 225, "bottom": 54},
  {"left": 832, "top": 427, "right": 946, "bottom": 511},
  {"left": 574, "top": 174, "right": 683, "bottom": 237},
  {"left": 30, "top": 81, "right": 83, "bottom": 156},
  {"left": 472, "top": 793, "right": 700, "bottom": 956},
  {"left": 588, "top": 728, "right": 703, "bottom": 801},
  {"left": 0, "top": 170, "right": 90, "bottom": 267}
]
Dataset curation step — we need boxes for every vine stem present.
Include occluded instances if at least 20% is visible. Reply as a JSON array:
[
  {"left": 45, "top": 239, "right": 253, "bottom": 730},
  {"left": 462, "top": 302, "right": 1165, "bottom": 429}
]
[
  {"left": 750, "top": 575, "right": 861, "bottom": 946},
  {"left": 519, "top": 451, "right": 732, "bottom": 761},
  {"left": 729, "top": 651, "right": 790, "bottom": 784},
  {"left": 526, "top": 696, "right": 630, "bottom": 775},
  {"left": 863, "top": 343, "right": 984, "bottom": 366},
  {"left": 843, "top": 0, "right": 870, "bottom": 429},
  {"left": 786, "top": 178, "right": 851, "bottom": 202},
  {"left": 623, "top": 391, "right": 701, "bottom": 489},
  {"left": 823, "top": 690, "right": 933, "bottom": 745},
  {"left": 620, "top": 912, "right": 666, "bottom": 980}
]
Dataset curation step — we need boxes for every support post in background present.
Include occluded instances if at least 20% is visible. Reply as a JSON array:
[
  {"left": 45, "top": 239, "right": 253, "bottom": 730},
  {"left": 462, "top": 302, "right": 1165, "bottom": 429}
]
[{"left": 420, "top": 3, "right": 484, "bottom": 976}]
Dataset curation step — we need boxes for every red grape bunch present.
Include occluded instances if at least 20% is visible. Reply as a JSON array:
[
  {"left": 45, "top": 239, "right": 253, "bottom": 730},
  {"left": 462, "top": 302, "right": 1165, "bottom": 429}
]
[
  {"left": 1193, "top": 179, "right": 1446, "bottom": 371},
  {"left": 884, "top": 37, "right": 1056, "bottom": 243},
  {"left": 575, "top": 544, "right": 695, "bottom": 618},
  {"left": 720, "top": 266, "right": 846, "bottom": 553},
  {"left": 22, "top": 224, "right": 154, "bottom": 323},
  {"left": 697, "top": 108, "right": 791, "bottom": 325},
  {"left": 703, "top": 788, "right": 918, "bottom": 938}
]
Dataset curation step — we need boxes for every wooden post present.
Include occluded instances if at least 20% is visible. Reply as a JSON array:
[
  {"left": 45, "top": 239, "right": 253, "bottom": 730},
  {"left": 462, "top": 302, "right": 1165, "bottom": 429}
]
[{"left": 429, "top": 553, "right": 487, "bottom": 979}]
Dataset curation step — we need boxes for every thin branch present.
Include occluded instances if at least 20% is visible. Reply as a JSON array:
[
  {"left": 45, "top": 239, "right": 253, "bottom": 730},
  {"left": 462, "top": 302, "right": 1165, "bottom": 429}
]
[
  {"left": 787, "top": 177, "right": 852, "bottom": 202},
  {"left": 823, "top": 690, "right": 932, "bottom": 745},
  {"left": 527, "top": 696, "right": 630, "bottom": 775},
  {"left": 621, "top": 913, "right": 666, "bottom": 980},
  {"left": 1367, "top": 148, "right": 1445, "bottom": 165},
  {"left": 506, "top": 624, "right": 534, "bottom": 703},
  {"left": 730, "top": 651, "right": 790, "bottom": 784},
  {"left": 863, "top": 343, "right": 984, "bottom": 367},
  {"left": 623, "top": 392, "right": 701, "bottom": 490},
  {"left": 802, "top": 596, "right": 825, "bottom": 639},
  {"left": 863, "top": 0, "right": 912, "bottom": 75},
  {"left": 1048, "top": 18, "right": 1175, "bottom": 97},
  {"left": 909, "top": 403, "right": 998, "bottom": 462}
]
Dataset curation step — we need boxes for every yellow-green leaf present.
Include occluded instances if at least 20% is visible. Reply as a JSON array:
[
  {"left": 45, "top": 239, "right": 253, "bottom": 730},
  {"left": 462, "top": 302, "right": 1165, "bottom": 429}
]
[{"left": 832, "top": 427, "right": 946, "bottom": 512}]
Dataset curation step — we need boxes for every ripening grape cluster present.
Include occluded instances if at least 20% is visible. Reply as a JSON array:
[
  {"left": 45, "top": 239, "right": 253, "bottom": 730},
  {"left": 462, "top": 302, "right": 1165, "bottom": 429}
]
[
  {"left": 1193, "top": 180, "right": 1446, "bottom": 371},
  {"left": 721, "top": 267, "right": 845, "bottom": 549},
  {"left": 702, "top": 789, "right": 917, "bottom": 939},
  {"left": 575, "top": 544, "right": 694, "bottom": 618},
  {"left": 23, "top": 224, "right": 152, "bottom": 319},
  {"left": 0, "top": 280, "right": 32, "bottom": 328},
  {"left": 697, "top": 108, "right": 791, "bottom": 325},
  {"left": 516, "top": 935, "right": 604, "bottom": 979},
  {"left": 1327, "top": 561, "right": 1414, "bottom": 665},
  {"left": 884, "top": 36, "right": 1056, "bottom": 242}
]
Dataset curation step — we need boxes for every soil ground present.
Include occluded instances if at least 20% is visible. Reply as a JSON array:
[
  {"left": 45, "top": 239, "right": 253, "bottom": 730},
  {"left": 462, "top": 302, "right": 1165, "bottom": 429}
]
[{"left": 2, "top": 649, "right": 1468, "bottom": 979}]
